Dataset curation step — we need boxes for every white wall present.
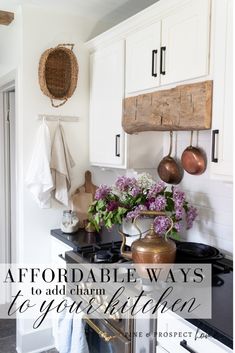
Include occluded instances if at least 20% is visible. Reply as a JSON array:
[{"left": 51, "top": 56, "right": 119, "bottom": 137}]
[
  {"left": 18, "top": 5, "right": 98, "bottom": 352},
  {"left": 0, "top": 8, "right": 22, "bottom": 78},
  {"left": 20, "top": 5, "right": 93, "bottom": 264},
  {"left": 0, "top": 4, "right": 100, "bottom": 353}
]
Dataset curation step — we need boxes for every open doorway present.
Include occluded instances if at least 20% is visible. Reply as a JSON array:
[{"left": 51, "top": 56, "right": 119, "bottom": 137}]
[
  {"left": 0, "top": 82, "right": 16, "bottom": 306},
  {"left": 0, "top": 79, "right": 18, "bottom": 353},
  {"left": 0, "top": 83, "right": 16, "bottom": 267}
]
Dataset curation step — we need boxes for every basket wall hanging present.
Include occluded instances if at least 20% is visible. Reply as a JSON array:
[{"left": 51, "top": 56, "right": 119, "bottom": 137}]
[{"left": 38, "top": 43, "right": 79, "bottom": 108}]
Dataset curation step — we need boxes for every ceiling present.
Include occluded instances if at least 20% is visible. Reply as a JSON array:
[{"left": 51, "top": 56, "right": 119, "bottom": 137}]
[{"left": 0, "top": 0, "right": 159, "bottom": 24}]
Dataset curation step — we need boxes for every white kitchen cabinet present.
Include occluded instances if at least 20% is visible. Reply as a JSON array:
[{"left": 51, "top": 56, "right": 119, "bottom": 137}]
[
  {"left": 125, "top": 0, "right": 210, "bottom": 94},
  {"left": 89, "top": 41, "right": 125, "bottom": 167},
  {"left": 156, "top": 310, "right": 232, "bottom": 353},
  {"left": 161, "top": 0, "right": 210, "bottom": 86},
  {"left": 89, "top": 40, "right": 163, "bottom": 169},
  {"left": 125, "top": 22, "right": 161, "bottom": 93},
  {"left": 210, "top": 0, "right": 233, "bottom": 181},
  {"left": 50, "top": 236, "right": 72, "bottom": 266}
]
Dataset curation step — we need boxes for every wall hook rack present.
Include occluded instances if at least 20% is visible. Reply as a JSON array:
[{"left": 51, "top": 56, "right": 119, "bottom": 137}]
[{"left": 37, "top": 114, "right": 79, "bottom": 122}]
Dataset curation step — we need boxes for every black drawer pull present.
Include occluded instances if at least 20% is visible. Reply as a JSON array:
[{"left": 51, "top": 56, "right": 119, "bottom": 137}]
[
  {"left": 160, "top": 46, "right": 166, "bottom": 75},
  {"left": 115, "top": 134, "right": 120, "bottom": 157},
  {"left": 58, "top": 254, "right": 67, "bottom": 262},
  {"left": 211, "top": 129, "right": 219, "bottom": 163},
  {"left": 151, "top": 49, "right": 158, "bottom": 77},
  {"left": 180, "top": 340, "right": 196, "bottom": 353}
]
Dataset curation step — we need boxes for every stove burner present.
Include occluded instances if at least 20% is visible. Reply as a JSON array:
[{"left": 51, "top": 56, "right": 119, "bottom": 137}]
[
  {"left": 94, "top": 250, "right": 118, "bottom": 263},
  {"left": 76, "top": 241, "right": 128, "bottom": 264}
]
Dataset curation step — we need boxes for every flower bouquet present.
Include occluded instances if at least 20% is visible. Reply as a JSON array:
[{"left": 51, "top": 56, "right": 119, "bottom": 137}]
[{"left": 88, "top": 173, "right": 197, "bottom": 239}]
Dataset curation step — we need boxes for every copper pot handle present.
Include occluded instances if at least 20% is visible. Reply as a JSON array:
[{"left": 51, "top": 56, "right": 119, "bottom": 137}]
[
  {"left": 133, "top": 210, "right": 174, "bottom": 240},
  {"left": 190, "top": 130, "right": 194, "bottom": 147},
  {"left": 167, "top": 131, "right": 173, "bottom": 157}
]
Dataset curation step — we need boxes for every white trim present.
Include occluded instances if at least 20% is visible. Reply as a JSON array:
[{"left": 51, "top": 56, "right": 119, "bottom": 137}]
[
  {"left": 16, "top": 344, "right": 55, "bottom": 353},
  {"left": 0, "top": 72, "right": 17, "bottom": 286},
  {"left": 0, "top": 71, "right": 16, "bottom": 91},
  {"left": 0, "top": 85, "right": 16, "bottom": 307},
  {"left": 0, "top": 69, "right": 23, "bottom": 266},
  {"left": 0, "top": 92, "right": 6, "bottom": 264}
]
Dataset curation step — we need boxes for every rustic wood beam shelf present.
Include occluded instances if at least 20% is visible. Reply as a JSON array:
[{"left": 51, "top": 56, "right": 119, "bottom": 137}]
[
  {"left": 122, "top": 80, "right": 213, "bottom": 134},
  {"left": 0, "top": 10, "right": 14, "bottom": 25}
]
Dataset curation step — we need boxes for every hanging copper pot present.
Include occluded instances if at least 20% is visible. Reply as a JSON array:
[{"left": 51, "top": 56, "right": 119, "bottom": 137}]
[
  {"left": 181, "top": 131, "right": 207, "bottom": 175},
  {"left": 119, "top": 211, "right": 176, "bottom": 264},
  {"left": 157, "top": 131, "right": 183, "bottom": 185}
]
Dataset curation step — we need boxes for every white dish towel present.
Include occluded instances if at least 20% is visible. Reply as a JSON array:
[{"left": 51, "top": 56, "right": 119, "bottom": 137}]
[
  {"left": 51, "top": 124, "right": 75, "bottom": 206},
  {"left": 25, "top": 119, "right": 53, "bottom": 208},
  {"left": 57, "top": 302, "right": 89, "bottom": 353}
]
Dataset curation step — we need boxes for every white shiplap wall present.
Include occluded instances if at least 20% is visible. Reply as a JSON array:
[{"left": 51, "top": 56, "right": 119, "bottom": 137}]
[{"left": 91, "top": 130, "right": 233, "bottom": 256}]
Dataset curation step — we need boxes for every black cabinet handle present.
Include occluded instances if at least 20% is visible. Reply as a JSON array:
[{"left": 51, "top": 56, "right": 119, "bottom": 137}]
[
  {"left": 151, "top": 49, "right": 158, "bottom": 77},
  {"left": 115, "top": 134, "right": 120, "bottom": 157},
  {"left": 211, "top": 129, "right": 219, "bottom": 162},
  {"left": 160, "top": 46, "right": 166, "bottom": 75},
  {"left": 58, "top": 254, "right": 67, "bottom": 262},
  {"left": 180, "top": 340, "right": 196, "bottom": 353}
]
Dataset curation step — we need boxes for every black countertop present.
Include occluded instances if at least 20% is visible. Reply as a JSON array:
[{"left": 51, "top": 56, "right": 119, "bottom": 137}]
[
  {"left": 51, "top": 227, "right": 233, "bottom": 349},
  {"left": 51, "top": 227, "right": 122, "bottom": 251}
]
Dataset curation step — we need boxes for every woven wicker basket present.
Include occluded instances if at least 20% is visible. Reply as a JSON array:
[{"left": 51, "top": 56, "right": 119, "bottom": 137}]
[{"left": 38, "top": 43, "right": 78, "bottom": 108}]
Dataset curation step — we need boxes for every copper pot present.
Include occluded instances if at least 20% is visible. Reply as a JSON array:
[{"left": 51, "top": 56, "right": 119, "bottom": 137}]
[
  {"left": 119, "top": 211, "right": 176, "bottom": 264},
  {"left": 157, "top": 131, "right": 183, "bottom": 185},
  {"left": 181, "top": 131, "right": 207, "bottom": 175}
]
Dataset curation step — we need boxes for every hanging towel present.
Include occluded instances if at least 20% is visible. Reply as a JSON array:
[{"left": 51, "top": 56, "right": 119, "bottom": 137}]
[
  {"left": 25, "top": 119, "right": 53, "bottom": 208},
  {"left": 51, "top": 124, "right": 75, "bottom": 206},
  {"left": 57, "top": 298, "right": 89, "bottom": 353},
  {"left": 70, "top": 312, "right": 90, "bottom": 353}
]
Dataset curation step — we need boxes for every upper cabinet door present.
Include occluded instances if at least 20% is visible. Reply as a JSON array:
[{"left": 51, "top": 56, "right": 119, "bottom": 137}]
[
  {"left": 211, "top": 0, "right": 233, "bottom": 181},
  {"left": 125, "top": 22, "right": 161, "bottom": 94},
  {"left": 89, "top": 41, "right": 125, "bottom": 167},
  {"left": 161, "top": 0, "right": 210, "bottom": 86}
]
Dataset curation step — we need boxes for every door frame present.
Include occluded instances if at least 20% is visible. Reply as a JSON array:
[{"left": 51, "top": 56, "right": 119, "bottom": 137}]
[{"left": 0, "top": 77, "right": 16, "bottom": 305}]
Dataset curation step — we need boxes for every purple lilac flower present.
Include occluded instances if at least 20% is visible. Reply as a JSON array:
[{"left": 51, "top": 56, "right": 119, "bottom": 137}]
[
  {"left": 130, "top": 185, "right": 141, "bottom": 197},
  {"left": 107, "top": 201, "right": 119, "bottom": 212},
  {"left": 175, "top": 206, "right": 184, "bottom": 220},
  {"left": 153, "top": 216, "right": 171, "bottom": 236},
  {"left": 172, "top": 187, "right": 186, "bottom": 208},
  {"left": 174, "top": 222, "right": 183, "bottom": 232},
  {"left": 147, "top": 181, "right": 166, "bottom": 199},
  {"left": 149, "top": 195, "right": 167, "bottom": 211},
  {"left": 186, "top": 206, "right": 198, "bottom": 229},
  {"left": 125, "top": 204, "right": 147, "bottom": 221},
  {"left": 115, "top": 176, "right": 137, "bottom": 192},
  {"left": 95, "top": 185, "right": 112, "bottom": 200}
]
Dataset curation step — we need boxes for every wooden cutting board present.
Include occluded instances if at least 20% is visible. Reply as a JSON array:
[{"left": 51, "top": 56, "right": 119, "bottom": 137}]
[{"left": 71, "top": 171, "right": 97, "bottom": 228}]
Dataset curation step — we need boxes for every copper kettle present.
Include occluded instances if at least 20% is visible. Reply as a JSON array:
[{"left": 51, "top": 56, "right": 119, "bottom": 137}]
[{"left": 119, "top": 211, "right": 176, "bottom": 264}]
